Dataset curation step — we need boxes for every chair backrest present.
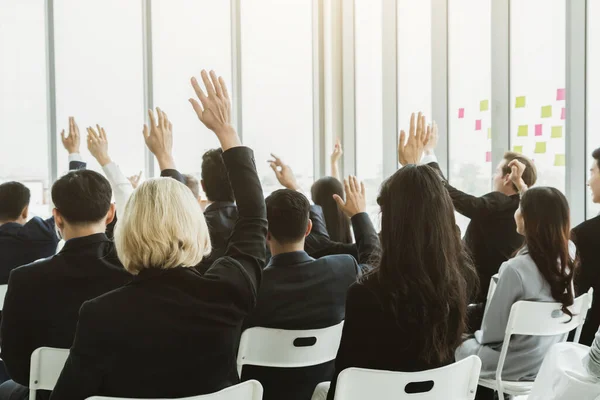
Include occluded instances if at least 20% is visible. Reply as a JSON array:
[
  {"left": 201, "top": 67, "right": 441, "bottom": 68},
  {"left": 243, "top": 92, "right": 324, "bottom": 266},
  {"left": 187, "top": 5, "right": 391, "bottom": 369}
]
[
  {"left": 29, "top": 347, "right": 70, "bottom": 400},
  {"left": 237, "top": 321, "right": 344, "bottom": 376},
  {"left": 0, "top": 284, "right": 8, "bottom": 310},
  {"left": 333, "top": 356, "right": 482, "bottom": 400},
  {"left": 86, "top": 380, "right": 264, "bottom": 400}
]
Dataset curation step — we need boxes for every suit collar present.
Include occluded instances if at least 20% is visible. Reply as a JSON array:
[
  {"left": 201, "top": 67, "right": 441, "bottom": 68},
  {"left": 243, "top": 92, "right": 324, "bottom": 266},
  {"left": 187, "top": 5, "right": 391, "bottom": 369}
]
[
  {"left": 205, "top": 201, "right": 236, "bottom": 213},
  {"left": 268, "top": 251, "right": 314, "bottom": 268},
  {"left": 60, "top": 233, "right": 110, "bottom": 254},
  {"left": 132, "top": 266, "right": 201, "bottom": 283}
]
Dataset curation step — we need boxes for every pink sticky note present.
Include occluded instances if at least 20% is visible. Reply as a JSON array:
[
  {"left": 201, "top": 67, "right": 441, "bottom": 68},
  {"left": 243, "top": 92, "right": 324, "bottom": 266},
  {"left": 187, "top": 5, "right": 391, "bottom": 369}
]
[
  {"left": 535, "top": 124, "right": 543, "bottom": 136},
  {"left": 458, "top": 108, "right": 465, "bottom": 118},
  {"left": 475, "top": 120, "right": 482, "bottom": 131},
  {"left": 561, "top": 107, "right": 566, "bottom": 120},
  {"left": 486, "top": 151, "right": 492, "bottom": 162},
  {"left": 557, "top": 88, "right": 566, "bottom": 101}
]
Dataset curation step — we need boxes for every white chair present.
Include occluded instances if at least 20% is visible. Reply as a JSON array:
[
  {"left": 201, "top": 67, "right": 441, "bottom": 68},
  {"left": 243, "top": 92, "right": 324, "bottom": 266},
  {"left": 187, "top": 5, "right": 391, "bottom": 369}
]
[
  {"left": 479, "top": 288, "right": 594, "bottom": 399},
  {"left": 237, "top": 321, "right": 344, "bottom": 377},
  {"left": 29, "top": 347, "right": 70, "bottom": 400},
  {"left": 86, "top": 380, "right": 264, "bottom": 400},
  {"left": 331, "top": 355, "right": 482, "bottom": 400},
  {"left": 0, "top": 284, "right": 8, "bottom": 310}
]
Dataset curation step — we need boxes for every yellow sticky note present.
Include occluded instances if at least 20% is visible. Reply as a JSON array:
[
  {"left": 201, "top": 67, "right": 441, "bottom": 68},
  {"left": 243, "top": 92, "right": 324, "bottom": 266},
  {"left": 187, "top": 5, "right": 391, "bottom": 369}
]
[
  {"left": 534, "top": 142, "right": 547, "bottom": 154},
  {"left": 480, "top": 100, "right": 489, "bottom": 111},
  {"left": 517, "top": 125, "right": 528, "bottom": 137},
  {"left": 541, "top": 105, "right": 553, "bottom": 118},
  {"left": 551, "top": 126, "right": 563, "bottom": 138},
  {"left": 513, "top": 145, "right": 523, "bottom": 154},
  {"left": 516, "top": 96, "right": 526, "bottom": 108},
  {"left": 487, "top": 128, "right": 491, "bottom": 139},
  {"left": 554, "top": 154, "right": 566, "bottom": 166}
]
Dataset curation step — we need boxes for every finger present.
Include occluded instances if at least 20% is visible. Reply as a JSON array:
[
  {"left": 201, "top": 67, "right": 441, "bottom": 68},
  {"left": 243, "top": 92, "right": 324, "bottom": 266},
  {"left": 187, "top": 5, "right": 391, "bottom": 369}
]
[
  {"left": 156, "top": 107, "right": 164, "bottom": 129},
  {"left": 69, "top": 116, "right": 74, "bottom": 135},
  {"left": 270, "top": 153, "right": 283, "bottom": 166},
  {"left": 361, "top": 181, "right": 366, "bottom": 196},
  {"left": 399, "top": 130, "right": 406, "bottom": 147},
  {"left": 60, "top": 129, "right": 66, "bottom": 143},
  {"left": 210, "top": 71, "right": 224, "bottom": 99},
  {"left": 96, "top": 125, "right": 104, "bottom": 140},
  {"left": 142, "top": 124, "right": 149, "bottom": 141},
  {"left": 148, "top": 109, "right": 156, "bottom": 129},
  {"left": 168, "top": 121, "right": 173, "bottom": 132},
  {"left": 219, "top": 76, "right": 230, "bottom": 100},
  {"left": 162, "top": 110, "right": 169, "bottom": 129},
  {"left": 409, "top": 113, "right": 416, "bottom": 137},
  {"left": 201, "top": 70, "right": 216, "bottom": 97},
  {"left": 87, "top": 126, "right": 99, "bottom": 140},
  {"left": 189, "top": 98, "right": 205, "bottom": 120},
  {"left": 343, "top": 179, "right": 351, "bottom": 197},
  {"left": 350, "top": 176, "right": 359, "bottom": 194},
  {"left": 100, "top": 127, "right": 107, "bottom": 141},
  {"left": 191, "top": 77, "right": 209, "bottom": 107},
  {"left": 72, "top": 117, "right": 79, "bottom": 137},
  {"left": 416, "top": 113, "right": 424, "bottom": 142},
  {"left": 137, "top": 170, "right": 143, "bottom": 180},
  {"left": 332, "top": 194, "right": 345, "bottom": 209},
  {"left": 423, "top": 124, "right": 431, "bottom": 146}
]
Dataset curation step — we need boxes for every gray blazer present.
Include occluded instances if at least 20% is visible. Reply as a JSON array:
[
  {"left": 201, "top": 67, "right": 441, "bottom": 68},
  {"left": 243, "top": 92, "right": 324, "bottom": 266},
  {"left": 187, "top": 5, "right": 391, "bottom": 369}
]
[{"left": 456, "top": 245, "right": 574, "bottom": 381}]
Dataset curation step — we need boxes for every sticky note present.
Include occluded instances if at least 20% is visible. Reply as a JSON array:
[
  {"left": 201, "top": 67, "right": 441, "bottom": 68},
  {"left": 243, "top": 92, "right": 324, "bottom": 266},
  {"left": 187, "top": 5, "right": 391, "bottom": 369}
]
[
  {"left": 535, "top": 124, "right": 543, "bottom": 136},
  {"left": 516, "top": 96, "right": 526, "bottom": 108},
  {"left": 488, "top": 128, "right": 491, "bottom": 139},
  {"left": 551, "top": 126, "right": 563, "bottom": 138},
  {"left": 513, "top": 146, "right": 523, "bottom": 154},
  {"left": 518, "top": 125, "right": 529, "bottom": 137},
  {"left": 541, "top": 105, "right": 553, "bottom": 118},
  {"left": 561, "top": 107, "right": 566, "bottom": 120},
  {"left": 458, "top": 108, "right": 465, "bottom": 118},
  {"left": 475, "top": 120, "right": 482, "bottom": 131},
  {"left": 557, "top": 88, "right": 566, "bottom": 101},
  {"left": 486, "top": 151, "right": 492, "bottom": 162},
  {"left": 534, "top": 142, "right": 547, "bottom": 154},
  {"left": 480, "top": 100, "right": 489, "bottom": 111},
  {"left": 554, "top": 154, "right": 566, "bottom": 166}
]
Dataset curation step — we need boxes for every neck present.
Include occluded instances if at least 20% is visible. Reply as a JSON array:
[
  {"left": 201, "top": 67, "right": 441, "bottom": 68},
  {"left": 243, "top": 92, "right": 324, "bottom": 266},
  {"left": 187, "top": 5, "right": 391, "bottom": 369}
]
[
  {"left": 0, "top": 219, "right": 23, "bottom": 227},
  {"left": 61, "top": 223, "right": 106, "bottom": 242},
  {"left": 498, "top": 186, "right": 518, "bottom": 197},
  {"left": 269, "top": 241, "right": 306, "bottom": 257}
]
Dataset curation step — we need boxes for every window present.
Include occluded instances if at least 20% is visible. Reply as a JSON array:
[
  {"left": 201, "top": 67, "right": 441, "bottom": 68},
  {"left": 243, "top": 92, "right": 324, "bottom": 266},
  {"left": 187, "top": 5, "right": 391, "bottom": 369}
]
[
  {"left": 0, "top": 0, "right": 49, "bottom": 217},
  {"left": 510, "top": 0, "right": 566, "bottom": 192},
  {"left": 355, "top": 0, "right": 383, "bottom": 220},
  {"left": 53, "top": 0, "right": 145, "bottom": 177},
  {"left": 240, "top": 0, "right": 314, "bottom": 195},
  {"left": 152, "top": 0, "right": 231, "bottom": 180},
  {"left": 448, "top": 0, "right": 492, "bottom": 233},
  {"left": 588, "top": 0, "right": 600, "bottom": 218}
]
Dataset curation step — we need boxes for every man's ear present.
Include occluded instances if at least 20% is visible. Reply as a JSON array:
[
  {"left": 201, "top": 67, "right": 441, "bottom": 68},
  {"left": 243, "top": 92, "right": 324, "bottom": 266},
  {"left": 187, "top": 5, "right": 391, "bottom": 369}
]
[
  {"left": 503, "top": 173, "right": 512, "bottom": 186},
  {"left": 53, "top": 208, "right": 64, "bottom": 230},
  {"left": 20, "top": 205, "right": 29, "bottom": 221},
  {"left": 105, "top": 203, "right": 116, "bottom": 226},
  {"left": 305, "top": 219, "right": 313, "bottom": 237}
]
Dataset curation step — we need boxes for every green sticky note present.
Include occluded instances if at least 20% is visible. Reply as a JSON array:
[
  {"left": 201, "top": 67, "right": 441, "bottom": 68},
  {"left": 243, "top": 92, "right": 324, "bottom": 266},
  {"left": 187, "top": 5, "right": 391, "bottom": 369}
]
[
  {"left": 554, "top": 154, "right": 566, "bottom": 166},
  {"left": 534, "top": 142, "right": 547, "bottom": 154},
  {"left": 541, "top": 105, "right": 553, "bottom": 118},
  {"left": 516, "top": 96, "right": 526, "bottom": 108},
  {"left": 551, "top": 126, "right": 563, "bottom": 138},
  {"left": 487, "top": 128, "right": 491, "bottom": 139},
  {"left": 480, "top": 100, "right": 489, "bottom": 111},
  {"left": 517, "top": 125, "right": 529, "bottom": 137},
  {"left": 513, "top": 145, "right": 523, "bottom": 154}
]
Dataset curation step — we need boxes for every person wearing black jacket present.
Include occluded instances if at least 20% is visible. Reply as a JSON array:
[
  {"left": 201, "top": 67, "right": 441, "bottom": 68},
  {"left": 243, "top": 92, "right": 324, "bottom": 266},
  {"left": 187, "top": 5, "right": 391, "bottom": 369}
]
[{"left": 50, "top": 70, "right": 268, "bottom": 399}]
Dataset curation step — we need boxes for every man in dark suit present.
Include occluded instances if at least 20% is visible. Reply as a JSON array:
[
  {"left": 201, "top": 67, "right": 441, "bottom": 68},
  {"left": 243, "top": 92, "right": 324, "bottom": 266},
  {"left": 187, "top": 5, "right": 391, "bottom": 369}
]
[
  {"left": 574, "top": 147, "right": 600, "bottom": 345},
  {"left": 0, "top": 133, "right": 132, "bottom": 399},
  {"left": 242, "top": 186, "right": 379, "bottom": 400}
]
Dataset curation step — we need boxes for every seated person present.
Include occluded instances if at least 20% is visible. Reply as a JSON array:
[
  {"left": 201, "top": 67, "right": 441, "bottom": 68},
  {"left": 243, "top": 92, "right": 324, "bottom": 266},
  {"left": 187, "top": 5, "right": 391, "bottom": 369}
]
[
  {"left": 456, "top": 173, "right": 577, "bottom": 399},
  {"left": 50, "top": 70, "right": 268, "bottom": 399},
  {"left": 242, "top": 178, "right": 379, "bottom": 400},
  {"left": 573, "top": 147, "right": 600, "bottom": 345}
]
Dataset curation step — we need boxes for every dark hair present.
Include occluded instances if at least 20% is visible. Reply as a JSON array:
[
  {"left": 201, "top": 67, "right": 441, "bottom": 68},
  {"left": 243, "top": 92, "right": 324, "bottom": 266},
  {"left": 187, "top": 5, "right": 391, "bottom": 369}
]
[
  {"left": 201, "top": 149, "right": 234, "bottom": 202},
  {"left": 520, "top": 187, "right": 576, "bottom": 317},
  {"left": 311, "top": 177, "right": 352, "bottom": 243},
  {"left": 183, "top": 174, "right": 200, "bottom": 199},
  {"left": 51, "top": 170, "right": 112, "bottom": 225},
  {"left": 0, "top": 182, "right": 31, "bottom": 221},
  {"left": 593, "top": 147, "right": 600, "bottom": 170},
  {"left": 502, "top": 152, "right": 538, "bottom": 190},
  {"left": 265, "top": 189, "right": 311, "bottom": 244},
  {"left": 372, "top": 165, "right": 478, "bottom": 365}
]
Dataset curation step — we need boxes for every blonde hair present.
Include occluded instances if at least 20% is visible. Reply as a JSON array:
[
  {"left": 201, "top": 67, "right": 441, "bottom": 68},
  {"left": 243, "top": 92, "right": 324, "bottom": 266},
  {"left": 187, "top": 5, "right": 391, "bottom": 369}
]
[{"left": 114, "top": 178, "right": 211, "bottom": 274}]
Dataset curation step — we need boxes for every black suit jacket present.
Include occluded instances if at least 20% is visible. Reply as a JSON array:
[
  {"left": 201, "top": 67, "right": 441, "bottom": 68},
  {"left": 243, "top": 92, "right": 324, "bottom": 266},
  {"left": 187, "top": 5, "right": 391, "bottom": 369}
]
[
  {"left": 196, "top": 201, "right": 239, "bottom": 273},
  {"left": 305, "top": 205, "right": 358, "bottom": 260},
  {"left": 428, "top": 162, "right": 523, "bottom": 302},
  {"left": 242, "top": 213, "right": 379, "bottom": 400},
  {"left": 0, "top": 233, "right": 131, "bottom": 385},
  {"left": 50, "top": 147, "right": 268, "bottom": 400},
  {"left": 573, "top": 215, "right": 600, "bottom": 345}
]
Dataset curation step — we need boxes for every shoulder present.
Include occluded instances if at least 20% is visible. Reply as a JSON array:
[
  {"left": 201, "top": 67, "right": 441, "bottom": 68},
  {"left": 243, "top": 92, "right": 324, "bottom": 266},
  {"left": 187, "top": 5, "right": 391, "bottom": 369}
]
[
  {"left": 573, "top": 215, "right": 600, "bottom": 240},
  {"left": 10, "top": 256, "right": 56, "bottom": 281},
  {"left": 316, "top": 254, "right": 360, "bottom": 274},
  {"left": 499, "top": 254, "right": 530, "bottom": 280}
]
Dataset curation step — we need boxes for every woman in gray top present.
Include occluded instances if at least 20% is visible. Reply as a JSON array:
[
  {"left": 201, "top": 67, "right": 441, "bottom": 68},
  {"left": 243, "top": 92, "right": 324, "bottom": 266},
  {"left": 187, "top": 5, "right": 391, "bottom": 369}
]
[{"left": 456, "top": 186, "right": 577, "bottom": 399}]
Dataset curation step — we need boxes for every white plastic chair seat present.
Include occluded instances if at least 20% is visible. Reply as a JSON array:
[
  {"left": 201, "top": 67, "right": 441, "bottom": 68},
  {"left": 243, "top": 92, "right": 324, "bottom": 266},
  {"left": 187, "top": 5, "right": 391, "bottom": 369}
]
[
  {"left": 29, "top": 347, "right": 70, "bottom": 400},
  {"left": 478, "top": 378, "right": 532, "bottom": 395}
]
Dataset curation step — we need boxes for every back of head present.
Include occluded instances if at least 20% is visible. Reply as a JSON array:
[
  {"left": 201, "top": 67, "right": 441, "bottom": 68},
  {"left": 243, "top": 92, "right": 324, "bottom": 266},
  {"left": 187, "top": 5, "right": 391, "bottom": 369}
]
[
  {"left": 311, "top": 177, "right": 352, "bottom": 243},
  {"left": 0, "top": 182, "right": 30, "bottom": 222},
  {"left": 51, "top": 170, "right": 112, "bottom": 225},
  {"left": 183, "top": 174, "right": 201, "bottom": 199},
  {"left": 265, "top": 189, "right": 310, "bottom": 245},
  {"left": 375, "top": 164, "right": 477, "bottom": 365},
  {"left": 503, "top": 152, "right": 538, "bottom": 188},
  {"left": 201, "top": 148, "right": 234, "bottom": 203},
  {"left": 114, "top": 178, "right": 211, "bottom": 275},
  {"left": 520, "top": 187, "right": 575, "bottom": 316}
]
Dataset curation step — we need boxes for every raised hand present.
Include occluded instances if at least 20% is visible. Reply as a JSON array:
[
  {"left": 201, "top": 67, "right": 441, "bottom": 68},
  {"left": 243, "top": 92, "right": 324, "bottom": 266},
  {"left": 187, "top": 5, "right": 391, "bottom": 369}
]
[
  {"left": 268, "top": 154, "right": 300, "bottom": 191},
  {"left": 508, "top": 159, "right": 528, "bottom": 193},
  {"left": 331, "top": 138, "right": 343, "bottom": 181},
  {"left": 189, "top": 70, "right": 240, "bottom": 150},
  {"left": 86, "top": 125, "right": 111, "bottom": 166},
  {"left": 398, "top": 112, "right": 431, "bottom": 166},
  {"left": 143, "top": 107, "right": 175, "bottom": 170},
  {"left": 423, "top": 121, "right": 438, "bottom": 155},
  {"left": 333, "top": 176, "right": 367, "bottom": 218},
  {"left": 128, "top": 171, "right": 143, "bottom": 189},
  {"left": 61, "top": 117, "right": 81, "bottom": 154}
]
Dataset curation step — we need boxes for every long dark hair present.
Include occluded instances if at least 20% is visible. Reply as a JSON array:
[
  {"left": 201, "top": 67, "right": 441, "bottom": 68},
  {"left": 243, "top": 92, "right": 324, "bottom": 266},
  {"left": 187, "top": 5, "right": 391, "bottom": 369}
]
[
  {"left": 371, "top": 165, "right": 478, "bottom": 365},
  {"left": 520, "top": 187, "right": 576, "bottom": 317},
  {"left": 311, "top": 177, "right": 352, "bottom": 243}
]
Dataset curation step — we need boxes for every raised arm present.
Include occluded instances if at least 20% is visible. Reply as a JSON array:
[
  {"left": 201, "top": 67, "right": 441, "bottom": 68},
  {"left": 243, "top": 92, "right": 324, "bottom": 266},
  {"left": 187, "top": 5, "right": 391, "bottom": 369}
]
[
  {"left": 268, "top": 154, "right": 301, "bottom": 191},
  {"left": 143, "top": 108, "right": 185, "bottom": 184},
  {"left": 62, "top": 117, "right": 87, "bottom": 171},
  {"left": 331, "top": 137, "right": 343, "bottom": 181}
]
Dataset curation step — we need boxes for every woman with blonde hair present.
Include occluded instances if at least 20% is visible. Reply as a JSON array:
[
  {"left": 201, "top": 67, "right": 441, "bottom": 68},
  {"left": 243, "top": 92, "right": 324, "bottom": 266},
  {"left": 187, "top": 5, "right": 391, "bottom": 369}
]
[{"left": 51, "top": 70, "right": 268, "bottom": 399}]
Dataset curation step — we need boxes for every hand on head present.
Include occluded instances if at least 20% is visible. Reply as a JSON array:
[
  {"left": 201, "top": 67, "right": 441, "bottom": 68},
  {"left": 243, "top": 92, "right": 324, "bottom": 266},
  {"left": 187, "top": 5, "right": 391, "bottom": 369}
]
[
  {"left": 508, "top": 159, "right": 528, "bottom": 193},
  {"left": 86, "top": 124, "right": 111, "bottom": 167},
  {"left": 398, "top": 112, "right": 431, "bottom": 166},
  {"left": 61, "top": 117, "right": 81, "bottom": 154},
  {"left": 268, "top": 154, "right": 300, "bottom": 191},
  {"left": 143, "top": 107, "right": 175, "bottom": 170},
  {"left": 333, "top": 176, "right": 367, "bottom": 218}
]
